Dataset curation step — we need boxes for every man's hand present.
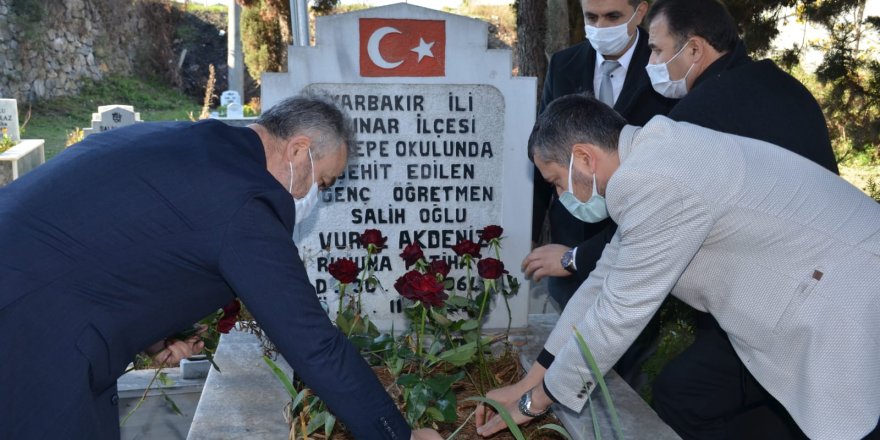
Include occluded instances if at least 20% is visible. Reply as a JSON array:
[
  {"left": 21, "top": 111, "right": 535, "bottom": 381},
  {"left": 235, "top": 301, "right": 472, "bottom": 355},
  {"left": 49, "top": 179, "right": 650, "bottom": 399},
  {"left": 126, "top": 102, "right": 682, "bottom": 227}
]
[
  {"left": 521, "top": 244, "right": 572, "bottom": 281},
  {"left": 475, "top": 385, "right": 553, "bottom": 438},
  {"left": 145, "top": 324, "right": 207, "bottom": 365},
  {"left": 475, "top": 362, "right": 547, "bottom": 431},
  {"left": 411, "top": 428, "right": 443, "bottom": 439}
]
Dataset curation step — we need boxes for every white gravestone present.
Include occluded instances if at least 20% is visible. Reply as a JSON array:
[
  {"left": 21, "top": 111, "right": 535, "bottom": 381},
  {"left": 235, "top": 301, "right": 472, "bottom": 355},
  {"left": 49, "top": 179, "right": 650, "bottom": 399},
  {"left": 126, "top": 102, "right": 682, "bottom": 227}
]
[
  {"left": 0, "top": 99, "right": 20, "bottom": 142},
  {"left": 83, "top": 105, "right": 143, "bottom": 138},
  {"left": 262, "top": 4, "right": 536, "bottom": 331},
  {"left": 226, "top": 102, "right": 244, "bottom": 119},
  {"left": 220, "top": 90, "right": 242, "bottom": 107}
]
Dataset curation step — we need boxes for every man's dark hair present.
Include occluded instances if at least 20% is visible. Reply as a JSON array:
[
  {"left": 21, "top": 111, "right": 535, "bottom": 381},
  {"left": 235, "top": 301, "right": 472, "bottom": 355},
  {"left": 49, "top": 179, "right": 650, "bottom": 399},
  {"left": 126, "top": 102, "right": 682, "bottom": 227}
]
[
  {"left": 528, "top": 93, "right": 627, "bottom": 165},
  {"left": 645, "top": 0, "right": 738, "bottom": 53},
  {"left": 257, "top": 93, "right": 356, "bottom": 158}
]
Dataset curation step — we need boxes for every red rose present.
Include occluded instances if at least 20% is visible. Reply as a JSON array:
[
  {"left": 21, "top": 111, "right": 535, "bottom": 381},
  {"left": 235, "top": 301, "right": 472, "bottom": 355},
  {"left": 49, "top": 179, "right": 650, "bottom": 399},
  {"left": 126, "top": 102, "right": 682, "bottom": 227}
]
[
  {"left": 399, "top": 243, "right": 424, "bottom": 268},
  {"left": 429, "top": 259, "right": 451, "bottom": 278},
  {"left": 217, "top": 299, "right": 241, "bottom": 334},
  {"left": 360, "top": 229, "right": 387, "bottom": 252},
  {"left": 479, "top": 225, "right": 504, "bottom": 242},
  {"left": 394, "top": 270, "right": 422, "bottom": 296},
  {"left": 328, "top": 258, "right": 360, "bottom": 284},
  {"left": 451, "top": 239, "right": 481, "bottom": 259},
  {"left": 477, "top": 258, "right": 507, "bottom": 280},
  {"left": 395, "top": 270, "right": 448, "bottom": 308}
]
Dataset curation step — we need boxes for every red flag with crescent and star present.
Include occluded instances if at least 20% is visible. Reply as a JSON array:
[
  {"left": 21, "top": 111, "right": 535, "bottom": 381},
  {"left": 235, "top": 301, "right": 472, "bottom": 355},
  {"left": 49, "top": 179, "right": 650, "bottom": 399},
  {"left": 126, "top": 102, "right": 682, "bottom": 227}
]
[{"left": 359, "top": 18, "right": 446, "bottom": 77}]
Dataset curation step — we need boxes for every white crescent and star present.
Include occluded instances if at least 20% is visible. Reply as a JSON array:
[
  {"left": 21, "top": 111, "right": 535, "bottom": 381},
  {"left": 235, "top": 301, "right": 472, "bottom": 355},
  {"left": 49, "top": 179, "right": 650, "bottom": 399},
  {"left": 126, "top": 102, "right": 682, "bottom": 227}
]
[{"left": 367, "top": 27, "right": 436, "bottom": 69}]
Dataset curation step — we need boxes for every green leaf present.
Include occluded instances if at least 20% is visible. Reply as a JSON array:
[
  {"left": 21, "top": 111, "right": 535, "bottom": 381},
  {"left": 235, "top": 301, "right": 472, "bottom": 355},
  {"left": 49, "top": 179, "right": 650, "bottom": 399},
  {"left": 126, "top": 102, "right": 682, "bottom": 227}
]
[
  {"left": 437, "top": 342, "right": 478, "bottom": 367},
  {"left": 262, "top": 356, "right": 297, "bottom": 399},
  {"left": 396, "top": 373, "right": 421, "bottom": 388},
  {"left": 463, "top": 397, "right": 525, "bottom": 440},
  {"left": 536, "top": 423, "right": 572, "bottom": 440},
  {"left": 430, "top": 308, "right": 453, "bottom": 327},
  {"left": 290, "top": 387, "right": 310, "bottom": 414},
  {"left": 573, "top": 328, "right": 623, "bottom": 439},
  {"left": 446, "top": 295, "right": 470, "bottom": 307},
  {"left": 443, "top": 278, "right": 456, "bottom": 290},
  {"left": 306, "top": 411, "right": 327, "bottom": 435},
  {"left": 162, "top": 392, "right": 183, "bottom": 416},
  {"left": 426, "top": 406, "right": 445, "bottom": 422},
  {"left": 459, "top": 319, "right": 479, "bottom": 331},
  {"left": 157, "top": 372, "right": 172, "bottom": 387},
  {"left": 425, "top": 371, "right": 465, "bottom": 395},
  {"left": 436, "top": 389, "right": 459, "bottom": 422},
  {"left": 406, "top": 383, "right": 431, "bottom": 424},
  {"left": 335, "top": 310, "right": 353, "bottom": 334},
  {"left": 588, "top": 397, "right": 602, "bottom": 440},
  {"left": 324, "top": 413, "right": 336, "bottom": 438}
]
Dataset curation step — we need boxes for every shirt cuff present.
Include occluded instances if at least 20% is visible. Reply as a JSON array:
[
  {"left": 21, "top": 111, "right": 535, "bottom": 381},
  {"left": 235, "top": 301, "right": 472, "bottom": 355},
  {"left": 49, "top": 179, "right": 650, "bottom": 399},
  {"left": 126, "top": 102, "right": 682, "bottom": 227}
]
[
  {"left": 537, "top": 348, "right": 555, "bottom": 369},
  {"left": 543, "top": 379, "right": 559, "bottom": 404}
]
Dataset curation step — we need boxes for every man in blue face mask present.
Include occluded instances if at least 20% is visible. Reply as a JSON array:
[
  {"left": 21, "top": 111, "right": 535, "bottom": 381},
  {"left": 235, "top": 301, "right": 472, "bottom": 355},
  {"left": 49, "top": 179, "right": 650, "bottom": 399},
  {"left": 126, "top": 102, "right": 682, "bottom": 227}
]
[
  {"left": 476, "top": 93, "right": 880, "bottom": 440},
  {"left": 527, "top": 0, "right": 677, "bottom": 393}
]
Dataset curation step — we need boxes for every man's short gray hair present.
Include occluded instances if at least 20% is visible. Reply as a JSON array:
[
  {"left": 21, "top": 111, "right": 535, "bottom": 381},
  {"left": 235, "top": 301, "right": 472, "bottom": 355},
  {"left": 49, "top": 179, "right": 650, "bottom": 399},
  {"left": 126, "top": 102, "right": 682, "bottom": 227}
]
[
  {"left": 257, "top": 93, "right": 356, "bottom": 159},
  {"left": 528, "top": 93, "right": 627, "bottom": 165}
]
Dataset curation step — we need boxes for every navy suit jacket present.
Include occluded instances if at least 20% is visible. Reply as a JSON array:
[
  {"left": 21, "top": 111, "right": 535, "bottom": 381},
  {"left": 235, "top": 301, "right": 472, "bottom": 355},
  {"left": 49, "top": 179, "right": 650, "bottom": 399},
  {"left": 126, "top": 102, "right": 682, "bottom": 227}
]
[
  {"left": 533, "top": 29, "right": 676, "bottom": 302},
  {"left": 0, "top": 120, "right": 409, "bottom": 439}
]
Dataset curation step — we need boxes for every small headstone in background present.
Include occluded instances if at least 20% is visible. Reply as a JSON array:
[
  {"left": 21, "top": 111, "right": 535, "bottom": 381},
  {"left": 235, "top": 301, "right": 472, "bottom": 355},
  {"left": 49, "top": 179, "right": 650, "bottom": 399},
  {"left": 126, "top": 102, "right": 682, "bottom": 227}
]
[
  {"left": 82, "top": 105, "right": 142, "bottom": 138},
  {"left": 226, "top": 102, "right": 244, "bottom": 119},
  {"left": 220, "top": 90, "right": 242, "bottom": 107},
  {"left": 0, "top": 99, "right": 21, "bottom": 142}
]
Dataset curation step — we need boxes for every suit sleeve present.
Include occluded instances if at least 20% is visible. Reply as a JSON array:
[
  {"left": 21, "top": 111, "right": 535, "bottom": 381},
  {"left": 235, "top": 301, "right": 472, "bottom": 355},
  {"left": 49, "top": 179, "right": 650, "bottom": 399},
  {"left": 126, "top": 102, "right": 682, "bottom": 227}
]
[
  {"left": 543, "top": 171, "right": 714, "bottom": 412},
  {"left": 531, "top": 59, "right": 559, "bottom": 243},
  {"left": 218, "top": 196, "right": 410, "bottom": 440}
]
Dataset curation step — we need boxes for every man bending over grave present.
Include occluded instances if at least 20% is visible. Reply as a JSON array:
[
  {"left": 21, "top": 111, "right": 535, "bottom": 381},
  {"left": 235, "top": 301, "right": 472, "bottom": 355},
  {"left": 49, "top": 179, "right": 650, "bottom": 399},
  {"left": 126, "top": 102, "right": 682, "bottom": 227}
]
[
  {"left": 0, "top": 94, "right": 440, "bottom": 440},
  {"left": 475, "top": 94, "right": 880, "bottom": 440}
]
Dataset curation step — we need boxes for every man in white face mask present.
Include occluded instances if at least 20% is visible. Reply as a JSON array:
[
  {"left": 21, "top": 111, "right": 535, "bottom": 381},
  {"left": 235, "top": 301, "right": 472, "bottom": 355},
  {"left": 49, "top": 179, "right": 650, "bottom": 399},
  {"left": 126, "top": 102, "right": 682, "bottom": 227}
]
[
  {"left": 0, "top": 93, "right": 441, "bottom": 440},
  {"left": 528, "top": 0, "right": 677, "bottom": 392},
  {"left": 643, "top": 1, "right": 841, "bottom": 438},
  {"left": 477, "top": 93, "right": 880, "bottom": 440}
]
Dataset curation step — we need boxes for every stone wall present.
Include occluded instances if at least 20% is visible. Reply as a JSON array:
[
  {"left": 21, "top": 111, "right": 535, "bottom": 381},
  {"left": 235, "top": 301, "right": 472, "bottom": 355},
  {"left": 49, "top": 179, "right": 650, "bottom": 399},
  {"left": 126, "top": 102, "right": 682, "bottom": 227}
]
[{"left": 0, "top": 0, "right": 168, "bottom": 102}]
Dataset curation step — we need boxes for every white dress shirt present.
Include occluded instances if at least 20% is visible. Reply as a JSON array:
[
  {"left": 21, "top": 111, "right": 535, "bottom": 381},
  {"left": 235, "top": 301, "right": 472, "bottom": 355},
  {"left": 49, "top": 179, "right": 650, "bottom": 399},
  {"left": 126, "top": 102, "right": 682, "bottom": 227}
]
[{"left": 592, "top": 28, "right": 639, "bottom": 105}]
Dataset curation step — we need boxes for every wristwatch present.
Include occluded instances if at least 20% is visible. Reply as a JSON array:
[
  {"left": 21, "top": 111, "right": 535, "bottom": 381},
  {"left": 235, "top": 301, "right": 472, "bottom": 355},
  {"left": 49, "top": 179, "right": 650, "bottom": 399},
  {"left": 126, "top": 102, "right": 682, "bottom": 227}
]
[
  {"left": 518, "top": 389, "right": 550, "bottom": 418},
  {"left": 561, "top": 247, "right": 577, "bottom": 274}
]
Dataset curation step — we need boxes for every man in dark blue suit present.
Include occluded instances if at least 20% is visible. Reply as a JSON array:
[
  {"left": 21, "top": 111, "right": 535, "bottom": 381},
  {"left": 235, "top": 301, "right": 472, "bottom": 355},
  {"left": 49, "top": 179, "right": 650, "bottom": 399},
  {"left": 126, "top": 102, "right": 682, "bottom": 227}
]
[{"left": 0, "top": 96, "right": 438, "bottom": 440}]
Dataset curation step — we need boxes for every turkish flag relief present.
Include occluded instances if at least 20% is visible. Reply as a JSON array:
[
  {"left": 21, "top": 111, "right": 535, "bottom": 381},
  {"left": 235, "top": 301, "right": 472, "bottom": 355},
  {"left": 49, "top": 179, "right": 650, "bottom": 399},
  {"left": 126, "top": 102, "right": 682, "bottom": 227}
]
[{"left": 359, "top": 18, "right": 446, "bottom": 77}]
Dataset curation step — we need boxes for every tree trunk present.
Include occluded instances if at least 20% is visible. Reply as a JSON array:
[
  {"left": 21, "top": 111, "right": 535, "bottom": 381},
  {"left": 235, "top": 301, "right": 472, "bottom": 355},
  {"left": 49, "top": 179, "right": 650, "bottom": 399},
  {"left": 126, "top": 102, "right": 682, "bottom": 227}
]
[{"left": 515, "top": 0, "right": 548, "bottom": 108}]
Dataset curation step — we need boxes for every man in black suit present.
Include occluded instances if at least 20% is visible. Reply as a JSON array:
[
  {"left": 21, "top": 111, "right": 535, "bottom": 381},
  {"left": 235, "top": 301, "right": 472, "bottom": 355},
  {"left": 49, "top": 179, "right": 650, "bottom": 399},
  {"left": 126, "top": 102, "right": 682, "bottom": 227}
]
[
  {"left": 0, "top": 95, "right": 439, "bottom": 440},
  {"left": 643, "top": 0, "right": 843, "bottom": 438},
  {"left": 523, "top": 0, "right": 676, "bottom": 387}
]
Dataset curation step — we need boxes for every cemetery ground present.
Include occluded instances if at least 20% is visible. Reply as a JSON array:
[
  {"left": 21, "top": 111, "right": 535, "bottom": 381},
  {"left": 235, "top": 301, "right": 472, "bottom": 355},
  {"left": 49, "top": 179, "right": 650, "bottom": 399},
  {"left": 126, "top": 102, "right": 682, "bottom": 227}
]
[{"left": 21, "top": 75, "right": 200, "bottom": 160}]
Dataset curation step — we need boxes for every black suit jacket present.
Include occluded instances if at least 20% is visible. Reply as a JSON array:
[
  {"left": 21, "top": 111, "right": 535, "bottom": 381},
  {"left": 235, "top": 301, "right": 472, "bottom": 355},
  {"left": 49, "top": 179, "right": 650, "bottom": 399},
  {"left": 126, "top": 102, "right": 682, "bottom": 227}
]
[
  {"left": 0, "top": 120, "right": 409, "bottom": 439},
  {"left": 668, "top": 40, "right": 838, "bottom": 174},
  {"left": 534, "top": 30, "right": 676, "bottom": 302}
]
